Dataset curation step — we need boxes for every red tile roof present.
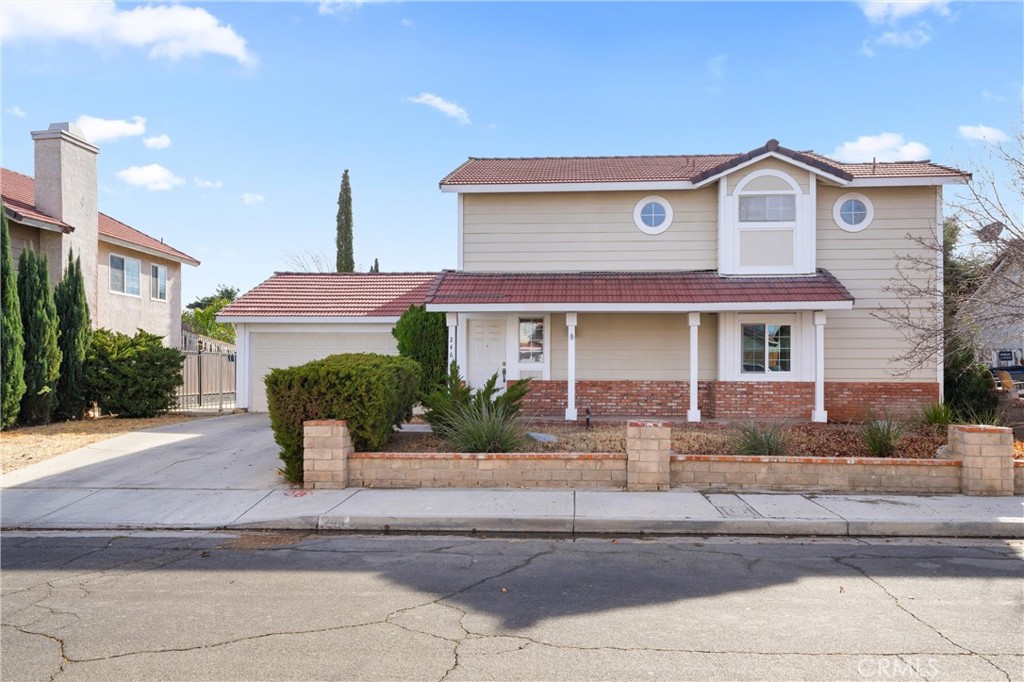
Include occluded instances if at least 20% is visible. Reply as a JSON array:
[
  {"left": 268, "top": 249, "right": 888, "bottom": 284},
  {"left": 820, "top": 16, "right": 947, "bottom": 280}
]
[
  {"left": 218, "top": 272, "right": 442, "bottom": 318},
  {"left": 440, "top": 139, "right": 968, "bottom": 186},
  {"left": 425, "top": 270, "right": 854, "bottom": 307},
  {"left": 1, "top": 167, "right": 199, "bottom": 265},
  {"left": 0, "top": 168, "right": 71, "bottom": 231}
]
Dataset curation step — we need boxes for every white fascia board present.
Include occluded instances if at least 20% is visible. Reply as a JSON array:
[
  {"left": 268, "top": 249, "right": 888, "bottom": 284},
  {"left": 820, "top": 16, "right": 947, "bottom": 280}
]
[
  {"left": 440, "top": 180, "right": 695, "bottom": 194},
  {"left": 691, "top": 152, "right": 851, "bottom": 189},
  {"left": 215, "top": 315, "right": 401, "bottom": 324},
  {"left": 847, "top": 176, "right": 969, "bottom": 187},
  {"left": 426, "top": 301, "right": 854, "bottom": 313},
  {"left": 98, "top": 235, "right": 200, "bottom": 266}
]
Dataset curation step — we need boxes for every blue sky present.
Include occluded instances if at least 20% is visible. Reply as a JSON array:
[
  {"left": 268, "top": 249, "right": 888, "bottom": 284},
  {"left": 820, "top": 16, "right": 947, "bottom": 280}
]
[{"left": 2, "top": 0, "right": 1021, "bottom": 303}]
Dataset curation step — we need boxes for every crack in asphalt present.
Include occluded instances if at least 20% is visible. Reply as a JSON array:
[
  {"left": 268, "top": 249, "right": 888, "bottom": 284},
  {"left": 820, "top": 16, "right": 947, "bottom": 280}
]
[{"left": 835, "top": 556, "right": 1014, "bottom": 682}]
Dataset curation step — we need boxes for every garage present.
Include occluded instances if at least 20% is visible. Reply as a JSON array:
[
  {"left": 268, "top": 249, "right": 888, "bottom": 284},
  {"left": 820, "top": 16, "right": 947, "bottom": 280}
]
[{"left": 218, "top": 272, "right": 439, "bottom": 412}]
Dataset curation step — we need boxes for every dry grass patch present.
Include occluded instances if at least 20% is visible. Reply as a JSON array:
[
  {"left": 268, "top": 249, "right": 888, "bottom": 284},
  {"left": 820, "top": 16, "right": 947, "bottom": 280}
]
[{"left": 1, "top": 414, "right": 214, "bottom": 473}]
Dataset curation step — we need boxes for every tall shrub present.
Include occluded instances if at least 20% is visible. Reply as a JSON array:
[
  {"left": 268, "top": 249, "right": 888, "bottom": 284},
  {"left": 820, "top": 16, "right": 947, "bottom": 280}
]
[
  {"left": 264, "top": 353, "right": 420, "bottom": 483},
  {"left": 1, "top": 212, "right": 26, "bottom": 429},
  {"left": 944, "top": 337, "right": 997, "bottom": 420},
  {"left": 54, "top": 248, "right": 92, "bottom": 421},
  {"left": 17, "top": 248, "right": 61, "bottom": 425},
  {"left": 86, "top": 329, "right": 184, "bottom": 417},
  {"left": 335, "top": 169, "right": 354, "bottom": 272},
  {"left": 392, "top": 304, "right": 447, "bottom": 397}
]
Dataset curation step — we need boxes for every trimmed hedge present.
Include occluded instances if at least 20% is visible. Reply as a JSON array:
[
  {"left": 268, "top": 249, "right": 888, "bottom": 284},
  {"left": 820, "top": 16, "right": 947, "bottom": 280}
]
[
  {"left": 86, "top": 329, "right": 184, "bottom": 418},
  {"left": 264, "top": 353, "right": 421, "bottom": 483}
]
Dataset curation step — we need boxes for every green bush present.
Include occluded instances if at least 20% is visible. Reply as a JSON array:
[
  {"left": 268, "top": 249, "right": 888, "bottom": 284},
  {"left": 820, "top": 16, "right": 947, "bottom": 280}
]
[
  {"left": 860, "top": 416, "right": 905, "bottom": 457},
  {"left": 1, "top": 211, "right": 25, "bottom": 430},
  {"left": 392, "top": 304, "right": 448, "bottom": 398},
  {"left": 432, "top": 401, "right": 525, "bottom": 453},
  {"left": 264, "top": 353, "right": 421, "bottom": 483},
  {"left": 422, "top": 363, "right": 531, "bottom": 434},
  {"left": 944, "top": 338, "right": 997, "bottom": 418},
  {"left": 54, "top": 248, "right": 92, "bottom": 421},
  {"left": 86, "top": 329, "right": 184, "bottom": 418},
  {"left": 729, "top": 422, "right": 790, "bottom": 457},
  {"left": 919, "top": 402, "right": 954, "bottom": 429},
  {"left": 17, "top": 248, "right": 61, "bottom": 425}
]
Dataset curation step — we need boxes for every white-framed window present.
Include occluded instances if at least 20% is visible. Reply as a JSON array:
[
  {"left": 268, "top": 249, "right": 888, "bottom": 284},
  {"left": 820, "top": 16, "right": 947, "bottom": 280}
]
[
  {"left": 518, "top": 317, "right": 545, "bottom": 364},
  {"left": 833, "top": 192, "right": 874, "bottom": 232},
  {"left": 151, "top": 264, "right": 168, "bottom": 301},
  {"left": 741, "top": 323, "right": 792, "bottom": 374},
  {"left": 109, "top": 254, "right": 141, "bottom": 296},
  {"left": 719, "top": 168, "right": 815, "bottom": 275},
  {"left": 718, "top": 312, "right": 813, "bottom": 382},
  {"left": 633, "top": 195, "right": 673, "bottom": 235}
]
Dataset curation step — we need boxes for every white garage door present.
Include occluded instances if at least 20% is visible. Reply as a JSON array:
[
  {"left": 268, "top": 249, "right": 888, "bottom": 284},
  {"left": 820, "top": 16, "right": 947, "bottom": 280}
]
[{"left": 249, "top": 331, "right": 398, "bottom": 412}]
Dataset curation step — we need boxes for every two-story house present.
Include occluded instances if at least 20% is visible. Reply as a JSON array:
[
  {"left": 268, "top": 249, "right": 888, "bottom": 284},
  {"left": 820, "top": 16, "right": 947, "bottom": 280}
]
[
  {"left": 426, "top": 139, "right": 968, "bottom": 423},
  {"left": 224, "top": 139, "right": 967, "bottom": 422},
  {"left": 2, "top": 122, "right": 199, "bottom": 348}
]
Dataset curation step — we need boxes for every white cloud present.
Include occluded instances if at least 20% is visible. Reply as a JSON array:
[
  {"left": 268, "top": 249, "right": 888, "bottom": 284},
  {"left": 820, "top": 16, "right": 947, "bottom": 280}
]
[
  {"left": 832, "top": 133, "right": 931, "bottom": 162},
  {"left": 242, "top": 192, "right": 265, "bottom": 205},
  {"left": 706, "top": 54, "right": 727, "bottom": 81},
  {"left": 875, "top": 26, "right": 932, "bottom": 49},
  {"left": 194, "top": 177, "right": 224, "bottom": 189},
  {"left": 858, "top": 1, "right": 950, "bottom": 24},
  {"left": 0, "top": 0, "right": 256, "bottom": 66},
  {"left": 5, "top": 105, "right": 27, "bottom": 118},
  {"left": 143, "top": 134, "right": 171, "bottom": 150},
  {"left": 75, "top": 115, "right": 146, "bottom": 143},
  {"left": 318, "top": 1, "right": 365, "bottom": 16},
  {"left": 406, "top": 92, "right": 470, "bottom": 125},
  {"left": 981, "top": 89, "right": 1005, "bottom": 102},
  {"left": 401, "top": 17, "right": 413, "bottom": 27},
  {"left": 117, "top": 164, "right": 185, "bottom": 191},
  {"left": 958, "top": 124, "right": 1010, "bottom": 144}
]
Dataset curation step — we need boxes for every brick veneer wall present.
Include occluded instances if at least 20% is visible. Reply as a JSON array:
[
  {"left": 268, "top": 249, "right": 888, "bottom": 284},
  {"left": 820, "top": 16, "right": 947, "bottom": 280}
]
[
  {"left": 519, "top": 379, "right": 939, "bottom": 422},
  {"left": 670, "top": 455, "right": 962, "bottom": 494}
]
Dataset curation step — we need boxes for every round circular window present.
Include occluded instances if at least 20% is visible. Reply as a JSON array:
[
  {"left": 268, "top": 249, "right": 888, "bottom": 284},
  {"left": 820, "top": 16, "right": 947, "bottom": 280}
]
[
  {"left": 633, "top": 196, "right": 673, "bottom": 235},
  {"left": 833, "top": 193, "right": 874, "bottom": 232}
]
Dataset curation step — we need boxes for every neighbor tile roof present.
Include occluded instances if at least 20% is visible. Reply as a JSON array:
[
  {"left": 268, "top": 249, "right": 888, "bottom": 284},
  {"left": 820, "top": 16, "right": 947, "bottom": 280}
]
[
  {"left": 219, "top": 272, "right": 442, "bottom": 318},
  {"left": 440, "top": 139, "right": 968, "bottom": 186},
  {"left": 1, "top": 168, "right": 199, "bottom": 265},
  {"left": 424, "top": 270, "right": 854, "bottom": 306}
]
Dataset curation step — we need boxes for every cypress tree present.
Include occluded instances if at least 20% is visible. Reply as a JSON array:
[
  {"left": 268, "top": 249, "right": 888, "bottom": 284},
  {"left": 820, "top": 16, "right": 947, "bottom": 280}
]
[
  {"left": 54, "top": 247, "right": 92, "bottom": 421},
  {"left": 1, "top": 211, "right": 26, "bottom": 429},
  {"left": 370, "top": 258, "right": 379, "bottom": 273},
  {"left": 336, "top": 169, "right": 354, "bottom": 272},
  {"left": 17, "top": 248, "right": 61, "bottom": 425}
]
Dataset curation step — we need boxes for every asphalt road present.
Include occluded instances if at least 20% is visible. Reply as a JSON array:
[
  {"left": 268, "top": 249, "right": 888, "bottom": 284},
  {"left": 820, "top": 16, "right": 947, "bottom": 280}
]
[{"left": 2, "top": 532, "right": 1021, "bottom": 681}]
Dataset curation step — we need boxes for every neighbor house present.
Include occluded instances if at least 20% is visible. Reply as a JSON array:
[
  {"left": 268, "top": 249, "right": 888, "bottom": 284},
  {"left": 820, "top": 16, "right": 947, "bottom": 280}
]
[
  {"left": 224, "top": 139, "right": 968, "bottom": 422},
  {"left": 2, "top": 122, "right": 199, "bottom": 348},
  {"left": 960, "top": 240, "right": 1024, "bottom": 369}
]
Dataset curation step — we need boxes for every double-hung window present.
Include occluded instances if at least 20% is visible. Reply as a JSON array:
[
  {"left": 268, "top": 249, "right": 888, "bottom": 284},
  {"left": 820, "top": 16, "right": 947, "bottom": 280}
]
[
  {"left": 110, "top": 254, "right": 141, "bottom": 296},
  {"left": 151, "top": 264, "right": 168, "bottom": 301},
  {"left": 518, "top": 317, "right": 545, "bottom": 364}
]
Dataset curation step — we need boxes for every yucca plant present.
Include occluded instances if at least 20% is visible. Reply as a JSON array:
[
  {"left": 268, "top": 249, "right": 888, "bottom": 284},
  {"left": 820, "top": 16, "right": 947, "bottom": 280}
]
[
  {"left": 919, "top": 402, "right": 953, "bottom": 433},
  {"left": 860, "top": 417, "right": 905, "bottom": 457},
  {"left": 432, "top": 400, "right": 525, "bottom": 453},
  {"left": 729, "top": 422, "right": 790, "bottom": 457},
  {"left": 953, "top": 405, "right": 1007, "bottom": 427}
]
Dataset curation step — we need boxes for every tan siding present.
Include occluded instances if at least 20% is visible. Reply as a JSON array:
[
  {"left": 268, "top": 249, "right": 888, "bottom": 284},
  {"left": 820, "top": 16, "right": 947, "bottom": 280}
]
[
  {"left": 739, "top": 230, "right": 794, "bottom": 267},
  {"left": 817, "top": 185, "right": 940, "bottom": 382},
  {"left": 462, "top": 189, "right": 718, "bottom": 272},
  {"left": 8, "top": 223, "right": 40, "bottom": 264}
]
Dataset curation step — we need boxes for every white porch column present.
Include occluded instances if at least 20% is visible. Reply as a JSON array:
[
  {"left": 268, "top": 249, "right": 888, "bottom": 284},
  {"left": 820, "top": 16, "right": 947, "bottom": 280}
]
[
  {"left": 445, "top": 312, "right": 458, "bottom": 372},
  {"left": 812, "top": 311, "right": 827, "bottom": 423},
  {"left": 565, "top": 313, "right": 578, "bottom": 421},
  {"left": 687, "top": 312, "right": 701, "bottom": 422}
]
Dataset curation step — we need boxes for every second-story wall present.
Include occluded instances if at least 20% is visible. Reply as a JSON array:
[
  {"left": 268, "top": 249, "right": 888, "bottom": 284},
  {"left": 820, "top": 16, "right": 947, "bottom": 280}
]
[
  {"left": 95, "top": 242, "right": 184, "bottom": 348},
  {"left": 462, "top": 188, "right": 718, "bottom": 272}
]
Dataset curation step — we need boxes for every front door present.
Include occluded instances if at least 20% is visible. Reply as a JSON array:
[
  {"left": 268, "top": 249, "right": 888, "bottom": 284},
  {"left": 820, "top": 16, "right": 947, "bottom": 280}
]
[{"left": 467, "top": 319, "right": 506, "bottom": 389}]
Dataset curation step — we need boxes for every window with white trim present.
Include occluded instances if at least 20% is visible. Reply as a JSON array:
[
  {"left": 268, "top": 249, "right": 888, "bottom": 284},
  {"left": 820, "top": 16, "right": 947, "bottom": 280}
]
[
  {"left": 741, "top": 323, "right": 792, "bottom": 374},
  {"left": 633, "top": 196, "right": 673, "bottom": 235},
  {"left": 518, "top": 317, "right": 545, "bottom": 363},
  {"left": 151, "top": 264, "right": 168, "bottom": 301},
  {"left": 110, "top": 254, "right": 141, "bottom": 296},
  {"left": 833, "top": 192, "right": 874, "bottom": 232}
]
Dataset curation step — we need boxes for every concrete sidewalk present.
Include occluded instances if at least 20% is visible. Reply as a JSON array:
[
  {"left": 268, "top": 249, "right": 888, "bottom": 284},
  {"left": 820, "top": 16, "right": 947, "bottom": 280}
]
[{"left": 2, "top": 413, "right": 1022, "bottom": 537}]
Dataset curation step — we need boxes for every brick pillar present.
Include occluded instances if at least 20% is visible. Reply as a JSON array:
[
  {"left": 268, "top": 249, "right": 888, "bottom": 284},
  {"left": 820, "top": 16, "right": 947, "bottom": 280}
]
[
  {"left": 303, "top": 420, "right": 352, "bottom": 490},
  {"left": 949, "top": 425, "right": 1014, "bottom": 496},
  {"left": 626, "top": 420, "right": 671, "bottom": 492}
]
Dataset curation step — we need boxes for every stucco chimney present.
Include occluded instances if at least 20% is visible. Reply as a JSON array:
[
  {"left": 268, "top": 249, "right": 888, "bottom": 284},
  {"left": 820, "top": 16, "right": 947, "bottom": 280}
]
[{"left": 31, "top": 122, "right": 99, "bottom": 315}]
